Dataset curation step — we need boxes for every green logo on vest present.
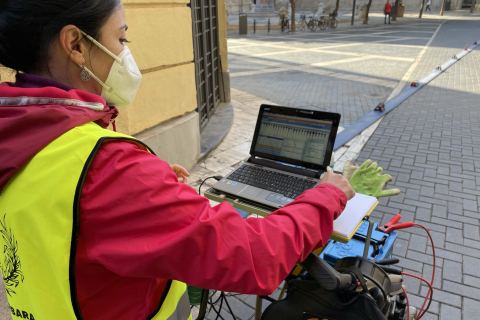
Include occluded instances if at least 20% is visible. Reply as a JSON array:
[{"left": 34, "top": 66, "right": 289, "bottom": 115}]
[{"left": 0, "top": 214, "right": 24, "bottom": 296}]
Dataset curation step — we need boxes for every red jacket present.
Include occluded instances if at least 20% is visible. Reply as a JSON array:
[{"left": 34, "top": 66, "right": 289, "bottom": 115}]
[
  {"left": 384, "top": 2, "right": 392, "bottom": 13},
  {"left": 0, "top": 74, "right": 347, "bottom": 319}
]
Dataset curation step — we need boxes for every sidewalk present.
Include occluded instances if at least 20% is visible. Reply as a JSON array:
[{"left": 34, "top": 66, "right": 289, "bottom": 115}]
[
  {"left": 355, "top": 19, "right": 480, "bottom": 319},
  {"left": 192, "top": 14, "right": 480, "bottom": 320},
  {"left": 1, "top": 11, "right": 478, "bottom": 320},
  {"left": 227, "top": 9, "right": 480, "bottom": 35}
]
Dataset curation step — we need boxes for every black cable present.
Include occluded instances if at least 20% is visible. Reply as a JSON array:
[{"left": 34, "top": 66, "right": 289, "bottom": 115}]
[
  {"left": 221, "top": 292, "right": 237, "bottom": 319},
  {"left": 213, "top": 294, "right": 225, "bottom": 320},
  {"left": 196, "top": 175, "right": 242, "bottom": 320},
  {"left": 198, "top": 175, "right": 223, "bottom": 195}
]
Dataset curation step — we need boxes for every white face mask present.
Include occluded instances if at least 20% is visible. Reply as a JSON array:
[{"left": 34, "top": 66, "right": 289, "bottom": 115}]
[{"left": 80, "top": 31, "right": 142, "bottom": 107}]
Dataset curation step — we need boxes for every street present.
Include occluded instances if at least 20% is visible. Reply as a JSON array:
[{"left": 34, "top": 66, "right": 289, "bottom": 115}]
[
  {"left": 2, "top": 11, "right": 479, "bottom": 320},
  {"left": 229, "top": 20, "right": 438, "bottom": 127},
  {"left": 190, "top": 13, "right": 480, "bottom": 320}
]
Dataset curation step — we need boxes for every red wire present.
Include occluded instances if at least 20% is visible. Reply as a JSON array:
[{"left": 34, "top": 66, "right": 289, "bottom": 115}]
[
  {"left": 401, "top": 286, "right": 410, "bottom": 320},
  {"left": 414, "top": 224, "right": 436, "bottom": 318},
  {"left": 401, "top": 271, "right": 433, "bottom": 318},
  {"left": 398, "top": 223, "right": 436, "bottom": 319}
]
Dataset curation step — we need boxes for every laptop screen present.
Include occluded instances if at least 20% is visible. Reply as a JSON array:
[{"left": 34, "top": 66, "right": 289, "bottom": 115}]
[{"left": 251, "top": 105, "right": 340, "bottom": 171}]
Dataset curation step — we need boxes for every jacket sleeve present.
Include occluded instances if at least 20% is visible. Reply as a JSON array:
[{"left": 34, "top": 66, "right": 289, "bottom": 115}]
[{"left": 79, "top": 140, "right": 347, "bottom": 295}]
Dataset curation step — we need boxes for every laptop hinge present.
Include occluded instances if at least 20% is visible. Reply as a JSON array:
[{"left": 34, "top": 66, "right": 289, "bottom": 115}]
[{"left": 248, "top": 156, "right": 321, "bottom": 178}]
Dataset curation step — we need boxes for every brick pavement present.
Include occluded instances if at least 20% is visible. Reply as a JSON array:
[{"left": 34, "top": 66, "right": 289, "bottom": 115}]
[
  {"left": 355, "top": 20, "right": 480, "bottom": 319},
  {"left": 228, "top": 20, "right": 440, "bottom": 127},
  {"left": 195, "top": 16, "right": 480, "bottom": 320},
  {"left": 2, "top": 14, "right": 479, "bottom": 320}
]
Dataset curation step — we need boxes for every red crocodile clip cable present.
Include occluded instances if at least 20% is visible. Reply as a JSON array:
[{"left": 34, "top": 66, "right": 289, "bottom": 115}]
[
  {"left": 384, "top": 221, "right": 415, "bottom": 233},
  {"left": 380, "top": 213, "right": 402, "bottom": 232}
]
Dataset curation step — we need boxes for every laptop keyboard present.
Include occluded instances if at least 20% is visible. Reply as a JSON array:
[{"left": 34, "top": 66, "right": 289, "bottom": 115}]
[{"left": 228, "top": 165, "right": 318, "bottom": 199}]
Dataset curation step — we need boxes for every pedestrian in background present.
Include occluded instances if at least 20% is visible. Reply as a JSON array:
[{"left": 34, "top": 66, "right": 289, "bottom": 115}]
[
  {"left": 426, "top": 0, "right": 432, "bottom": 12},
  {"left": 384, "top": 0, "right": 392, "bottom": 24}
]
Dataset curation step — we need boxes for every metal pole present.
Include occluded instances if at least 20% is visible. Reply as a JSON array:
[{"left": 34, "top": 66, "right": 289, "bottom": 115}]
[
  {"left": 268, "top": 18, "right": 270, "bottom": 33},
  {"left": 351, "top": 0, "right": 357, "bottom": 25},
  {"left": 392, "top": 0, "right": 399, "bottom": 21},
  {"left": 363, "top": 220, "right": 374, "bottom": 260},
  {"left": 419, "top": 0, "right": 426, "bottom": 18},
  {"left": 254, "top": 19, "right": 256, "bottom": 33}
]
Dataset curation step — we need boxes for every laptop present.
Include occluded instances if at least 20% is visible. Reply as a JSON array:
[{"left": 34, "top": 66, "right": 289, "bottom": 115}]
[{"left": 212, "top": 104, "right": 341, "bottom": 209}]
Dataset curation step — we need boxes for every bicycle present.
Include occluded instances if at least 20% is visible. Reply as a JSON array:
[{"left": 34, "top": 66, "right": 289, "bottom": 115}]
[
  {"left": 280, "top": 15, "right": 290, "bottom": 32},
  {"left": 307, "top": 15, "right": 317, "bottom": 31},
  {"left": 297, "top": 14, "right": 307, "bottom": 31},
  {"left": 317, "top": 15, "right": 328, "bottom": 31}
]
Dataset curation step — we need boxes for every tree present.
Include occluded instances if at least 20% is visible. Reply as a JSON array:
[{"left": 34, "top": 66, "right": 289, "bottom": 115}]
[
  {"left": 335, "top": 0, "right": 340, "bottom": 13},
  {"left": 440, "top": 0, "right": 446, "bottom": 16},
  {"left": 392, "top": 0, "right": 400, "bottom": 21},
  {"left": 419, "top": 0, "right": 426, "bottom": 18},
  {"left": 471, "top": 0, "right": 477, "bottom": 13},
  {"left": 363, "top": 0, "right": 374, "bottom": 24},
  {"left": 290, "top": 0, "right": 296, "bottom": 32},
  {"left": 351, "top": 0, "right": 357, "bottom": 25}
]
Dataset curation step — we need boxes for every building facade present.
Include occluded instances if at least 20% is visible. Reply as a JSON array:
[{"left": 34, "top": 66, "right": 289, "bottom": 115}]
[
  {"left": 0, "top": 0, "right": 230, "bottom": 170},
  {"left": 225, "top": 0, "right": 477, "bottom": 14}
]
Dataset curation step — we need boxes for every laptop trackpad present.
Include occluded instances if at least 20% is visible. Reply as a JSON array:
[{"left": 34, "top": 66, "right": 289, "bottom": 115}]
[
  {"left": 265, "top": 193, "right": 293, "bottom": 206},
  {"left": 240, "top": 187, "right": 292, "bottom": 206}
]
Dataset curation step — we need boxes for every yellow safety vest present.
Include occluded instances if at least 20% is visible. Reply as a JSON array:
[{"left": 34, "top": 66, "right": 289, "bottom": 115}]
[{"left": 0, "top": 122, "right": 191, "bottom": 320}]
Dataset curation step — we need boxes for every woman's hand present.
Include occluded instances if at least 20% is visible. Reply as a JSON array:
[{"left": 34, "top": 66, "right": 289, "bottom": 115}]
[
  {"left": 320, "top": 171, "right": 355, "bottom": 200},
  {"left": 171, "top": 164, "right": 190, "bottom": 183}
]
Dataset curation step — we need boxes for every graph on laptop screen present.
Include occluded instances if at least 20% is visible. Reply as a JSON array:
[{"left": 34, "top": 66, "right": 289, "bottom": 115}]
[{"left": 254, "top": 112, "right": 332, "bottom": 165}]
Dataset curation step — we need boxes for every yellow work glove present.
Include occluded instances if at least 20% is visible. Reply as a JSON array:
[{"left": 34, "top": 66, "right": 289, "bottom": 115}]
[{"left": 344, "top": 159, "right": 401, "bottom": 198}]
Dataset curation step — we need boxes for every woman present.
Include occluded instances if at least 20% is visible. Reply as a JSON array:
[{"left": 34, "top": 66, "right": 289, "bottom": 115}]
[
  {"left": 384, "top": 0, "right": 392, "bottom": 24},
  {"left": 0, "top": 0, "right": 354, "bottom": 319}
]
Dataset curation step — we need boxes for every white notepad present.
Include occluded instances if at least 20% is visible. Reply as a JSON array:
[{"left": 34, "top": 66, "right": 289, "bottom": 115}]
[{"left": 332, "top": 193, "right": 378, "bottom": 242}]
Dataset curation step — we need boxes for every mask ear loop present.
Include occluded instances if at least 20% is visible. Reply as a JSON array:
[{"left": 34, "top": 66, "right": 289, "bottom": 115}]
[
  {"left": 78, "top": 64, "right": 113, "bottom": 93},
  {"left": 80, "top": 31, "right": 122, "bottom": 64},
  {"left": 78, "top": 30, "right": 119, "bottom": 93}
]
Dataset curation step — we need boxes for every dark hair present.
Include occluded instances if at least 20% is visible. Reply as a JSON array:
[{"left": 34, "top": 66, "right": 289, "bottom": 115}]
[{"left": 0, "top": 0, "right": 121, "bottom": 73}]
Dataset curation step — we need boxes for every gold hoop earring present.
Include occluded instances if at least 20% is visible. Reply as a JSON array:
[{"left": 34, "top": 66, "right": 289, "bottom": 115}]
[{"left": 80, "top": 66, "right": 91, "bottom": 82}]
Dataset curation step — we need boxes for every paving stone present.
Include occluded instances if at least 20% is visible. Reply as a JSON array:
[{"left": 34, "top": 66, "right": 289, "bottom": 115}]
[
  {"left": 431, "top": 204, "right": 447, "bottom": 219},
  {"left": 463, "top": 238, "right": 480, "bottom": 250},
  {"left": 463, "top": 298, "right": 480, "bottom": 320},
  {"left": 463, "top": 199, "right": 478, "bottom": 212},
  {"left": 446, "top": 214, "right": 479, "bottom": 226},
  {"left": 463, "top": 256, "right": 480, "bottom": 278},
  {"left": 409, "top": 234, "right": 428, "bottom": 253},
  {"left": 420, "top": 286, "right": 462, "bottom": 308},
  {"left": 443, "top": 280, "right": 480, "bottom": 299},
  {"left": 463, "top": 275, "right": 480, "bottom": 288},
  {"left": 422, "top": 265, "right": 443, "bottom": 289},
  {"left": 439, "top": 304, "right": 461, "bottom": 320},
  {"left": 430, "top": 217, "right": 462, "bottom": 229},
  {"left": 415, "top": 207, "right": 432, "bottom": 222},
  {"left": 397, "top": 257, "right": 424, "bottom": 273},
  {"left": 445, "top": 242, "right": 480, "bottom": 260},
  {"left": 186, "top": 15, "right": 480, "bottom": 320},
  {"left": 408, "top": 293, "right": 439, "bottom": 315},
  {"left": 393, "top": 238, "right": 410, "bottom": 257},
  {"left": 431, "top": 247, "right": 463, "bottom": 264},
  {"left": 442, "top": 260, "right": 462, "bottom": 283},
  {"left": 407, "top": 250, "right": 434, "bottom": 265},
  {"left": 446, "top": 227, "right": 464, "bottom": 245}
]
